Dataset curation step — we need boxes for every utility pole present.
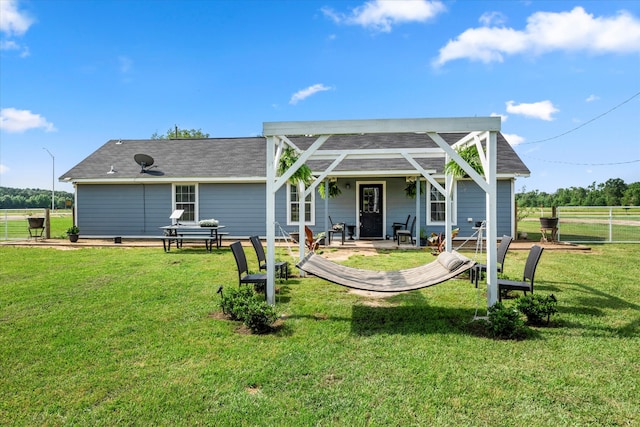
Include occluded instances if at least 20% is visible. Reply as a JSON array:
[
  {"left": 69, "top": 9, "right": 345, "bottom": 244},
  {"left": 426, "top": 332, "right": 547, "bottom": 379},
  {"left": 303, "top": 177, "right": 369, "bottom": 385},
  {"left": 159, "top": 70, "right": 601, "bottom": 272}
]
[{"left": 43, "top": 148, "right": 55, "bottom": 210}]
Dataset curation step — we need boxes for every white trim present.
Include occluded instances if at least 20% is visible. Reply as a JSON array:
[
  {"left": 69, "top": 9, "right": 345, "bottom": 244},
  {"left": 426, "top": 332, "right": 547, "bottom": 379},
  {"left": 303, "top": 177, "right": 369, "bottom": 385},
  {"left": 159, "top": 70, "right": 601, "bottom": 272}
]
[
  {"left": 286, "top": 182, "right": 315, "bottom": 226},
  {"left": 172, "top": 183, "right": 199, "bottom": 224},
  {"left": 426, "top": 180, "right": 457, "bottom": 225},
  {"left": 355, "top": 180, "right": 386, "bottom": 239}
]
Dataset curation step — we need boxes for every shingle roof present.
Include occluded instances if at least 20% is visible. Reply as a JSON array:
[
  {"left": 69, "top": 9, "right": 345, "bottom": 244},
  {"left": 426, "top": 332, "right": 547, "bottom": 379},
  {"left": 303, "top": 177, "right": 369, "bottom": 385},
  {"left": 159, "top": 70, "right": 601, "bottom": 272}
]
[{"left": 60, "top": 133, "right": 529, "bottom": 182}]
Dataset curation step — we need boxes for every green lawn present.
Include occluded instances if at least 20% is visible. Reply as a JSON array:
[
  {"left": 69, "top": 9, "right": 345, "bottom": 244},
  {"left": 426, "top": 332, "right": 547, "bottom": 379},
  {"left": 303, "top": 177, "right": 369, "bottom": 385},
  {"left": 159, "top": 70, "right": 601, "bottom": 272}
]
[{"left": 1, "top": 244, "right": 638, "bottom": 425}]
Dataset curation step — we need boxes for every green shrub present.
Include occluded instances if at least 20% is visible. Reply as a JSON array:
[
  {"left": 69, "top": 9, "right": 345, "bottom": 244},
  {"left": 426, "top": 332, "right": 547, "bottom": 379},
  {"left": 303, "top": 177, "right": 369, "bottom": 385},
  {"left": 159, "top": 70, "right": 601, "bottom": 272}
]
[
  {"left": 516, "top": 294, "right": 558, "bottom": 326},
  {"left": 219, "top": 286, "right": 277, "bottom": 333},
  {"left": 219, "top": 286, "right": 259, "bottom": 321},
  {"left": 486, "top": 302, "right": 526, "bottom": 339},
  {"left": 243, "top": 299, "right": 278, "bottom": 334}
]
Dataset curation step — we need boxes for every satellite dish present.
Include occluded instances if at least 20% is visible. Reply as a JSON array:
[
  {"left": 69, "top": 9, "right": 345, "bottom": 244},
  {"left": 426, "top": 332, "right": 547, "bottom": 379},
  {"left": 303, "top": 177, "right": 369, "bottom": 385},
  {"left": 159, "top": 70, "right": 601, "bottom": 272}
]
[{"left": 134, "top": 153, "right": 155, "bottom": 173}]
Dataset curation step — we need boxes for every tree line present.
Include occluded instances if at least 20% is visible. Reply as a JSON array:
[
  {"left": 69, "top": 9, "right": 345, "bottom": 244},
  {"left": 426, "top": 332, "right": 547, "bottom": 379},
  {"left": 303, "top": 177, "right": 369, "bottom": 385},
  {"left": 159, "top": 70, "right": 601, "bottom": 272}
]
[
  {"left": 516, "top": 178, "right": 640, "bottom": 207},
  {"left": 0, "top": 187, "right": 74, "bottom": 209}
]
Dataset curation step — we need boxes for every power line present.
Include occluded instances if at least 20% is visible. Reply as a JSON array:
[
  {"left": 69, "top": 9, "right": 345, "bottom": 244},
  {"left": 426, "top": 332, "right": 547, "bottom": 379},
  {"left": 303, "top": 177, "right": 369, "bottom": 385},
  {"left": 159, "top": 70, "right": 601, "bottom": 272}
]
[
  {"left": 521, "top": 90, "right": 640, "bottom": 145},
  {"left": 521, "top": 153, "right": 640, "bottom": 166}
]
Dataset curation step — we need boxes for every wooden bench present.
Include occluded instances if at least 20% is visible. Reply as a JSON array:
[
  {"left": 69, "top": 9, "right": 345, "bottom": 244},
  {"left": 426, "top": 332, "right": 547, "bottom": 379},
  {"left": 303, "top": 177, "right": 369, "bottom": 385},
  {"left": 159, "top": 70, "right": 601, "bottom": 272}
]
[
  {"left": 160, "top": 235, "right": 216, "bottom": 252},
  {"left": 81, "top": 235, "right": 218, "bottom": 252},
  {"left": 173, "top": 230, "right": 228, "bottom": 249}
]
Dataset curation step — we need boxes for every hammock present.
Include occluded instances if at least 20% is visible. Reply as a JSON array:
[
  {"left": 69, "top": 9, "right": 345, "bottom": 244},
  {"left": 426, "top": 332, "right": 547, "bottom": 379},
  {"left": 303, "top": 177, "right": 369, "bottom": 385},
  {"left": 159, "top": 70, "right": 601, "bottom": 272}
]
[{"left": 297, "top": 250, "right": 475, "bottom": 292}]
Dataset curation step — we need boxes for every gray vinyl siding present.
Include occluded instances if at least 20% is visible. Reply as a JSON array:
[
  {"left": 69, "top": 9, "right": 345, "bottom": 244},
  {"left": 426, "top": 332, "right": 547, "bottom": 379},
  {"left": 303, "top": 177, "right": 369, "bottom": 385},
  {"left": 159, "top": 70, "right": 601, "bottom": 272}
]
[
  {"left": 446, "top": 179, "right": 512, "bottom": 238},
  {"left": 77, "top": 184, "right": 171, "bottom": 236},
  {"left": 75, "top": 179, "right": 514, "bottom": 239},
  {"left": 199, "top": 183, "right": 269, "bottom": 237}
]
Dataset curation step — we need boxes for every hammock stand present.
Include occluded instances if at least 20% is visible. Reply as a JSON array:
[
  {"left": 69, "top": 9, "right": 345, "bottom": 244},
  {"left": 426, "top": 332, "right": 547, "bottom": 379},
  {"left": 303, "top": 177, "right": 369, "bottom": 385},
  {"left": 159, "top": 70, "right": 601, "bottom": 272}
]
[
  {"left": 264, "top": 117, "right": 500, "bottom": 307},
  {"left": 297, "top": 251, "right": 475, "bottom": 293}
]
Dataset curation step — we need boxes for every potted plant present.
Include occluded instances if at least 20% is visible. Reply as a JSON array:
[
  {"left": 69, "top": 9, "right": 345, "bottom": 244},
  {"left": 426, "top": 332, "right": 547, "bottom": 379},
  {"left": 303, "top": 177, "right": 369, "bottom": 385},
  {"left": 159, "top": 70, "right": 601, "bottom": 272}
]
[
  {"left": 27, "top": 215, "right": 45, "bottom": 229},
  {"left": 539, "top": 217, "right": 558, "bottom": 229},
  {"left": 420, "top": 228, "right": 428, "bottom": 246},
  {"left": 66, "top": 225, "right": 79, "bottom": 242},
  {"left": 317, "top": 180, "right": 341, "bottom": 199},
  {"left": 444, "top": 144, "right": 484, "bottom": 178}
]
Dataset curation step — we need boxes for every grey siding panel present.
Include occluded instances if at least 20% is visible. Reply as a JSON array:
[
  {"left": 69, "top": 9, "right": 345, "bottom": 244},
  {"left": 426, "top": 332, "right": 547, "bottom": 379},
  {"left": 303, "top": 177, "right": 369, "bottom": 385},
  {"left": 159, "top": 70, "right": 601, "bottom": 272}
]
[
  {"left": 77, "top": 184, "right": 171, "bottom": 236},
  {"left": 454, "top": 180, "right": 512, "bottom": 238},
  {"left": 199, "top": 183, "right": 267, "bottom": 237},
  {"left": 75, "top": 179, "right": 514, "bottom": 239}
]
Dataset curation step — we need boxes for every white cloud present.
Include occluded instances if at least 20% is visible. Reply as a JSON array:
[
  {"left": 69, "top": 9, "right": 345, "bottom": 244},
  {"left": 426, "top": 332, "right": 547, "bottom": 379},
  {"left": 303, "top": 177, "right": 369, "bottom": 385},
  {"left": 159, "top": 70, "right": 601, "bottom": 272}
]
[
  {"left": 506, "top": 100, "right": 559, "bottom": 121},
  {"left": 490, "top": 112, "right": 508, "bottom": 123},
  {"left": 0, "top": 0, "right": 33, "bottom": 56},
  {"left": 0, "top": 108, "right": 56, "bottom": 133},
  {"left": 502, "top": 133, "right": 525, "bottom": 146},
  {"left": 289, "top": 84, "right": 332, "bottom": 105},
  {"left": 479, "top": 11, "right": 507, "bottom": 27},
  {"left": 0, "top": 164, "right": 8, "bottom": 175},
  {"left": 322, "top": 0, "right": 445, "bottom": 32},
  {"left": 585, "top": 94, "right": 600, "bottom": 102},
  {"left": 434, "top": 6, "right": 640, "bottom": 66},
  {"left": 0, "top": 0, "right": 33, "bottom": 36}
]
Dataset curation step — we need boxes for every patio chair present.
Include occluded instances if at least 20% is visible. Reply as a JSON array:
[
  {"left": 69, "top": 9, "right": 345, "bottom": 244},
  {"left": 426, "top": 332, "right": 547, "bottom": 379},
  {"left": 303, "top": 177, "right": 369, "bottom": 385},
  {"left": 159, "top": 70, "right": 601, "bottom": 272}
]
[
  {"left": 249, "top": 235, "right": 289, "bottom": 280},
  {"left": 396, "top": 216, "right": 416, "bottom": 245},
  {"left": 392, "top": 215, "right": 411, "bottom": 240},
  {"left": 230, "top": 241, "right": 267, "bottom": 290},
  {"left": 471, "top": 235, "right": 513, "bottom": 288},
  {"left": 498, "top": 245, "right": 544, "bottom": 301},
  {"left": 327, "top": 216, "right": 345, "bottom": 245}
]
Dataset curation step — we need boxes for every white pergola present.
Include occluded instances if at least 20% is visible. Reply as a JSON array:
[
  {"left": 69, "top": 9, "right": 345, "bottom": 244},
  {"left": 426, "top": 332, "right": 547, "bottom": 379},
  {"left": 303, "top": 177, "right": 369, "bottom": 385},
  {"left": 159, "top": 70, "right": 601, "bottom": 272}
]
[{"left": 263, "top": 117, "right": 500, "bottom": 309}]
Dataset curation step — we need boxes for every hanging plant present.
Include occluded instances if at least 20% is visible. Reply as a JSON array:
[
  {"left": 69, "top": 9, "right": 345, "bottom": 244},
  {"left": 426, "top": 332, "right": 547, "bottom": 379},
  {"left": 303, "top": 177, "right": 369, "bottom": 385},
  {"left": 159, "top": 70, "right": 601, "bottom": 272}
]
[
  {"left": 404, "top": 181, "right": 424, "bottom": 199},
  {"left": 318, "top": 180, "right": 342, "bottom": 199},
  {"left": 444, "top": 144, "right": 484, "bottom": 178},
  {"left": 278, "top": 147, "right": 313, "bottom": 185}
]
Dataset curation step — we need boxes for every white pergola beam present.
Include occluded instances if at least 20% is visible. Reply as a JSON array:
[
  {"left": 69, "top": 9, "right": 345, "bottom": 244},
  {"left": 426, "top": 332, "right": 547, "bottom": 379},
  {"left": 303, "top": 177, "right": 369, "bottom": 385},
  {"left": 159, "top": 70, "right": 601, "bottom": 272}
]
[{"left": 264, "top": 117, "right": 500, "bottom": 135}]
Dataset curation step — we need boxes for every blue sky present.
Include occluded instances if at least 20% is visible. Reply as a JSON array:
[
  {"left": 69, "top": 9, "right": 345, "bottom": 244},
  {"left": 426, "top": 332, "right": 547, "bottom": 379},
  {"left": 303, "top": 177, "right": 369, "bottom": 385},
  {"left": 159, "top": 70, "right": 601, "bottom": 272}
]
[{"left": 1, "top": 0, "right": 639, "bottom": 194}]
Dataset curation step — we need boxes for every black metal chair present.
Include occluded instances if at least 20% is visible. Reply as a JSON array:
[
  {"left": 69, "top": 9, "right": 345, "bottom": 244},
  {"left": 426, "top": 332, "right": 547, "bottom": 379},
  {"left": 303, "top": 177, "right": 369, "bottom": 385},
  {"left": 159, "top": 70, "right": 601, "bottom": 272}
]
[
  {"left": 498, "top": 245, "right": 544, "bottom": 301},
  {"left": 327, "top": 216, "right": 345, "bottom": 245},
  {"left": 230, "top": 241, "right": 267, "bottom": 290},
  {"left": 249, "top": 235, "right": 288, "bottom": 280},
  {"left": 471, "top": 235, "right": 513, "bottom": 288},
  {"left": 396, "top": 216, "right": 416, "bottom": 245},
  {"left": 392, "top": 215, "right": 411, "bottom": 241}
]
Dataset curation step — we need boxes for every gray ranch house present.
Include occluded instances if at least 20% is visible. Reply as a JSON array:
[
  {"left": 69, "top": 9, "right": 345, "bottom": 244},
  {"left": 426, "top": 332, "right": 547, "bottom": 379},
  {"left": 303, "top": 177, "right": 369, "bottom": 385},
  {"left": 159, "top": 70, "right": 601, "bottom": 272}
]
[{"left": 60, "top": 127, "right": 529, "bottom": 243}]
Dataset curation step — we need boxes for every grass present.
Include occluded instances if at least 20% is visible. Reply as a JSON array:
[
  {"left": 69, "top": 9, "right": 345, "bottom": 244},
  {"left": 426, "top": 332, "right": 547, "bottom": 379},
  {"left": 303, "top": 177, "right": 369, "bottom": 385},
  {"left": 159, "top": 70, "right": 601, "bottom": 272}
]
[{"left": 1, "top": 243, "right": 639, "bottom": 425}]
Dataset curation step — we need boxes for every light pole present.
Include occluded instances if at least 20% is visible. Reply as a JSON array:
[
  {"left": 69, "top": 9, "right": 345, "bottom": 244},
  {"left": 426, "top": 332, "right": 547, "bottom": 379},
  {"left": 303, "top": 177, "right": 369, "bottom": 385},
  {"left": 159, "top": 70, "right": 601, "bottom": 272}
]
[{"left": 43, "top": 148, "right": 55, "bottom": 210}]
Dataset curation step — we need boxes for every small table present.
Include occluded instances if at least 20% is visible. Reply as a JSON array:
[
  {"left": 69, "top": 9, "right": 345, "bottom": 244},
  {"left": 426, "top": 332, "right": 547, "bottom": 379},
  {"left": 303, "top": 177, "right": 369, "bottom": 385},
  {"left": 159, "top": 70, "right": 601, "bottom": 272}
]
[{"left": 347, "top": 225, "right": 356, "bottom": 240}]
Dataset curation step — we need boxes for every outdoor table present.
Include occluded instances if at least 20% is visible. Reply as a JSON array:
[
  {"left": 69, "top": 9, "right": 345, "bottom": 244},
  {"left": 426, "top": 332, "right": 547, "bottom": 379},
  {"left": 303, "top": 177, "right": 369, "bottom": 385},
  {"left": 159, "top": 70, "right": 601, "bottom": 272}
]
[{"left": 160, "top": 224, "right": 227, "bottom": 249}]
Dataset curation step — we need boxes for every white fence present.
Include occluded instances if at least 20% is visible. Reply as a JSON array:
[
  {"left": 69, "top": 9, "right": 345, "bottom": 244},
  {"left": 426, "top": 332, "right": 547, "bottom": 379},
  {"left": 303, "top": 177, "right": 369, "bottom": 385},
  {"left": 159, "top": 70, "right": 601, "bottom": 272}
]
[
  {"left": 557, "top": 206, "right": 640, "bottom": 243},
  {"left": 1, "top": 208, "right": 48, "bottom": 241}
]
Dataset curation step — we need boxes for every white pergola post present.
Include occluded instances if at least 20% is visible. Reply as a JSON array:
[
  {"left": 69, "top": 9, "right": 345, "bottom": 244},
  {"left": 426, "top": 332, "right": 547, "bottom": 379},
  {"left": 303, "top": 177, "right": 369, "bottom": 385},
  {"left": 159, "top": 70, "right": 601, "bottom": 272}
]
[
  {"left": 485, "top": 131, "right": 498, "bottom": 306},
  {"left": 265, "top": 136, "right": 277, "bottom": 305},
  {"left": 415, "top": 178, "right": 420, "bottom": 246},
  {"left": 297, "top": 180, "right": 306, "bottom": 274}
]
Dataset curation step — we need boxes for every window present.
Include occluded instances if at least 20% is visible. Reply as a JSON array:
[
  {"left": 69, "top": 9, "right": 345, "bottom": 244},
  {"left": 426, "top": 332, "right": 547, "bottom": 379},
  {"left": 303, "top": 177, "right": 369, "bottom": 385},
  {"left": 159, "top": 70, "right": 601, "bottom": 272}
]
[
  {"left": 427, "top": 181, "right": 456, "bottom": 225},
  {"left": 287, "top": 183, "right": 314, "bottom": 225},
  {"left": 174, "top": 184, "right": 197, "bottom": 222}
]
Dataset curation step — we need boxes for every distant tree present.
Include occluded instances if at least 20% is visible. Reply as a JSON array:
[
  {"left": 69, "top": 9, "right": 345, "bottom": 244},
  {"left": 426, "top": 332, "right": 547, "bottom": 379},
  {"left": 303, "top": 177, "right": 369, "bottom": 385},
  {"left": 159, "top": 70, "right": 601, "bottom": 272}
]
[
  {"left": 601, "top": 178, "right": 627, "bottom": 206},
  {"left": 622, "top": 182, "right": 640, "bottom": 206},
  {"left": 0, "top": 187, "right": 74, "bottom": 209},
  {"left": 151, "top": 126, "right": 210, "bottom": 140}
]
